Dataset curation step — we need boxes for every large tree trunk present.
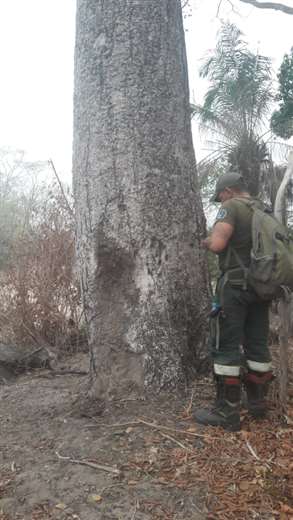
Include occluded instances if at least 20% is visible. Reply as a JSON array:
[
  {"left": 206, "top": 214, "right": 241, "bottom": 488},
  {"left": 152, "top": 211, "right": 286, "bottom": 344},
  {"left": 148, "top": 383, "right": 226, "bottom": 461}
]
[{"left": 73, "top": 0, "right": 210, "bottom": 399}]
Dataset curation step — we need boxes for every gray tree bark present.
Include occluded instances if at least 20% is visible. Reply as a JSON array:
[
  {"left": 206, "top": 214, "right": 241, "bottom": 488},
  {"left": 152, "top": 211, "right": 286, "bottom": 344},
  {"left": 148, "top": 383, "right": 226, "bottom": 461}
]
[
  {"left": 274, "top": 151, "right": 293, "bottom": 414},
  {"left": 73, "top": 0, "right": 210, "bottom": 399}
]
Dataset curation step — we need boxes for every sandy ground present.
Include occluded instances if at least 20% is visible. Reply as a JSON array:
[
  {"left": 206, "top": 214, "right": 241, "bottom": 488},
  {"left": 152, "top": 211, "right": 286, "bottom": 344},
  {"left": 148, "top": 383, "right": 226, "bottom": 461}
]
[{"left": 0, "top": 354, "right": 206, "bottom": 520}]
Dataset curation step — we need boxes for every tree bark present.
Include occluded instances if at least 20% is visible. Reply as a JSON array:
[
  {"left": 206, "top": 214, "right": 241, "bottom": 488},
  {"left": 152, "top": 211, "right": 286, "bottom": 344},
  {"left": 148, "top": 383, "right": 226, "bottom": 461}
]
[
  {"left": 73, "top": 0, "right": 210, "bottom": 399},
  {"left": 274, "top": 151, "right": 293, "bottom": 414}
]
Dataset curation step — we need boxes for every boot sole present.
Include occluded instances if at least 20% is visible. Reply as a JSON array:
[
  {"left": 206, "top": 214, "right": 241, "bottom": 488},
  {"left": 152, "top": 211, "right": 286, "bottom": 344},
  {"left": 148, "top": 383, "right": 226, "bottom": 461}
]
[
  {"left": 223, "top": 421, "right": 241, "bottom": 432},
  {"left": 194, "top": 415, "right": 241, "bottom": 432},
  {"left": 247, "top": 404, "right": 267, "bottom": 419},
  {"left": 248, "top": 410, "right": 267, "bottom": 419}
]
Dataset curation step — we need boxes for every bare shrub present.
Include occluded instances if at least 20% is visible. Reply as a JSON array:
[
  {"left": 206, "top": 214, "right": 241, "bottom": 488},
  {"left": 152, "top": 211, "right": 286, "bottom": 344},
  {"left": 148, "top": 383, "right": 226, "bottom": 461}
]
[{"left": 0, "top": 173, "right": 86, "bottom": 354}]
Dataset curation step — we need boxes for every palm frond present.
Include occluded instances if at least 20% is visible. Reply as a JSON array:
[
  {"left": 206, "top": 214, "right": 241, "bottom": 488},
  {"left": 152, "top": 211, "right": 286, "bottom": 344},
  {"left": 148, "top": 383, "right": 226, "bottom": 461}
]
[{"left": 194, "top": 22, "right": 275, "bottom": 195}]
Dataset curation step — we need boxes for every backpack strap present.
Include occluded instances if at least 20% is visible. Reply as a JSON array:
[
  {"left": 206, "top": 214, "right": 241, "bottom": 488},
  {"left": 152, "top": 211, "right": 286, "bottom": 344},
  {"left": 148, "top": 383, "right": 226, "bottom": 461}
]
[
  {"left": 223, "top": 197, "right": 256, "bottom": 290},
  {"left": 224, "top": 248, "right": 249, "bottom": 290}
]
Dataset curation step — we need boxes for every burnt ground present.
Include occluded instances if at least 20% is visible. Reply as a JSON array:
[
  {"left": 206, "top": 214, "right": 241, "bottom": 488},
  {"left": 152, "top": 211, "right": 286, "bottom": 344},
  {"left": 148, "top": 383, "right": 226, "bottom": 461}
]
[{"left": 0, "top": 352, "right": 292, "bottom": 520}]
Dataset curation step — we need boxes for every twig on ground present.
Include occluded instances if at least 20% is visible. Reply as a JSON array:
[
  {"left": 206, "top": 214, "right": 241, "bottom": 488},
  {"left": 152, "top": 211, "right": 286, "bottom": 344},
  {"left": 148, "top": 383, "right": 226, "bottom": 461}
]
[
  {"left": 158, "top": 431, "right": 194, "bottom": 452},
  {"left": 55, "top": 451, "right": 120, "bottom": 475},
  {"left": 103, "top": 418, "right": 207, "bottom": 438},
  {"left": 245, "top": 440, "right": 261, "bottom": 461},
  {"left": 137, "top": 418, "right": 207, "bottom": 438},
  {"left": 102, "top": 421, "right": 141, "bottom": 428},
  {"left": 99, "top": 418, "right": 208, "bottom": 438},
  {"left": 131, "top": 500, "right": 139, "bottom": 520}
]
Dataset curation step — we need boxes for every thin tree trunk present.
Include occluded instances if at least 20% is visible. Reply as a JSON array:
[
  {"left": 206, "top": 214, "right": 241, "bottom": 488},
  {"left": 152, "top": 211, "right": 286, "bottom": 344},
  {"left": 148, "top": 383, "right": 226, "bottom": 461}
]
[
  {"left": 274, "top": 151, "right": 293, "bottom": 414},
  {"left": 73, "top": 0, "right": 210, "bottom": 399}
]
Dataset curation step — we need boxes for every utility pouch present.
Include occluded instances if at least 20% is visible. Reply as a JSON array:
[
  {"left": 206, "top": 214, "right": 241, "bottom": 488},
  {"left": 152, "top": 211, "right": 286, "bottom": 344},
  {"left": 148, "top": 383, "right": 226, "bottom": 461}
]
[{"left": 226, "top": 267, "right": 248, "bottom": 288}]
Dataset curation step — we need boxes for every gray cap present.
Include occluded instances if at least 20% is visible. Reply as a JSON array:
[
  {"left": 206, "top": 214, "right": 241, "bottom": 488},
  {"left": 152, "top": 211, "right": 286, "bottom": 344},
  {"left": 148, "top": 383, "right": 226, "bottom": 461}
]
[{"left": 210, "top": 171, "right": 245, "bottom": 203}]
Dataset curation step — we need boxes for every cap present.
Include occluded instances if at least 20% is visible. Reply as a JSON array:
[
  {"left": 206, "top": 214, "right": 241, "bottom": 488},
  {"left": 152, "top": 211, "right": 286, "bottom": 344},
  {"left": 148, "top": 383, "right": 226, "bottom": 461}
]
[{"left": 210, "top": 171, "right": 245, "bottom": 203}]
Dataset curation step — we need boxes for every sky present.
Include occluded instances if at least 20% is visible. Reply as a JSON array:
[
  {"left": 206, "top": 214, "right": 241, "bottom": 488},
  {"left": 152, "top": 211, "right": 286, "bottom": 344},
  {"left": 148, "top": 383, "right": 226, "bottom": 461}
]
[
  {"left": 0, "top": 0, "right": 76, "bottom": 180},
  {"left": 0, "top": 0, "right": 292, "bottom": 182}
]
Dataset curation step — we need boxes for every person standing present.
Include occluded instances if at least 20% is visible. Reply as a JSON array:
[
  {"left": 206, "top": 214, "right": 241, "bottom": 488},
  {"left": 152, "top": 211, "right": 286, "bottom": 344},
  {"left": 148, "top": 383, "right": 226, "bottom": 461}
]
[{"left": 194, "top": 172, "right": 274, "bottom": 431}]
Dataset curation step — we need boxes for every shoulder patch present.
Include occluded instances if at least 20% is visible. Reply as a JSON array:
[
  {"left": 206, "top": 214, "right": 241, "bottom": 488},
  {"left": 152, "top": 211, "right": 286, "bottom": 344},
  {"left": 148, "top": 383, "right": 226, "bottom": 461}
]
[{"left": 216, "top": 208, "right": 228, "bottom": 220}]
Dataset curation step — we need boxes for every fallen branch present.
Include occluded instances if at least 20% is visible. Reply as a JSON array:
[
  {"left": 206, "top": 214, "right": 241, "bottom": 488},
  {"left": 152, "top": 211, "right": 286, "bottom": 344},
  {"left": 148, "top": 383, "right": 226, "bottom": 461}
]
[
  {"left": 137, "top": 418, "right": 207, "bottom": 438},
  {"left": 102, "top": 418, "right": 207, "bottom": 438},
  {"left": 104, "top": 418, "right": 207, "bottom": 438},
  {"left": 55, "top": 451, "right": 120, "bottom": 475}
]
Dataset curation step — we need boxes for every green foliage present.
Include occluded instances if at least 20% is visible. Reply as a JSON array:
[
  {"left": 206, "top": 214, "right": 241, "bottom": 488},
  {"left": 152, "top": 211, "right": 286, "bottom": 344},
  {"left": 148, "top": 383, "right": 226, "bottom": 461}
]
[
  {"left": 271, "top": 47, "right": 293, "bottom": 140},
  {"left": 199, "top": 24, "right": 273, "bottom": 133},
  {"left": 193, "top": 23, "right": 274, "bottom": 196}
]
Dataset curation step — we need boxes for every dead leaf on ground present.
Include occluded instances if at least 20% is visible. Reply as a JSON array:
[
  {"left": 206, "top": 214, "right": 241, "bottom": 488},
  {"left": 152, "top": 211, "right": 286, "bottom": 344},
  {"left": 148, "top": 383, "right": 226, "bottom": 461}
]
[{"left": 89, "top": 494, "right": 103, "bottom": 503}]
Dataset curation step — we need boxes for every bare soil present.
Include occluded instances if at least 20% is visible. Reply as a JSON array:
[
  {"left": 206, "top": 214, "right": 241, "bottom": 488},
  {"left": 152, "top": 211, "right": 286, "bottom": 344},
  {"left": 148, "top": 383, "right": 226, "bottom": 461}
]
[
  {"left": 0, "top": 354, "right": 206, "bottom": 520},
  {"left": 0, "top": 352, "right": 292, "bottom": 520}
]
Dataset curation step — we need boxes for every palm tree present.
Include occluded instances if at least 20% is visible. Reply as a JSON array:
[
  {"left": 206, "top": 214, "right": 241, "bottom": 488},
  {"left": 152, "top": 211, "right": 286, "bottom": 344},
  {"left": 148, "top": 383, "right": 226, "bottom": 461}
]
[{"left": 193, "top": 23, "right": 274, "bottom": 196}]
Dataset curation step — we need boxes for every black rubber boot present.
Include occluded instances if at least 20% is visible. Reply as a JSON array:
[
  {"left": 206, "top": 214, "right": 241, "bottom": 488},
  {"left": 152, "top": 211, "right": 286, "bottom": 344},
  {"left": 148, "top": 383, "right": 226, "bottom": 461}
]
[
  {"left": 243, "top": 370, "right": 274, "bottom": 418},
  {"left": 194, "top": 376, "right": 241, "bottom": 432}
]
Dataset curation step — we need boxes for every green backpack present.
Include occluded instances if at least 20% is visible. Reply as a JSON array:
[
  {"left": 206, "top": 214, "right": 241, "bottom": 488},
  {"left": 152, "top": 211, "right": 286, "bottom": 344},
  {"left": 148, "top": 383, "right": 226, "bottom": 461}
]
[{"left": 230, "top": 199, "right": 293, "bottom": 300}]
